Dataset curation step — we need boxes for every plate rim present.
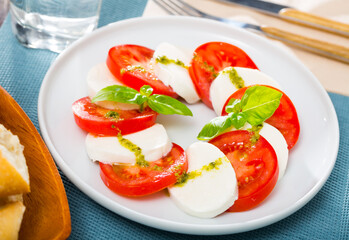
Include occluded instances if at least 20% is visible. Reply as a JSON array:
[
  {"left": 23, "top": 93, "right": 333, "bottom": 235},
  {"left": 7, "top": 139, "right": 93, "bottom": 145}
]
[{"left": 38, "top": 16, "right": 340, "bottom": 235}]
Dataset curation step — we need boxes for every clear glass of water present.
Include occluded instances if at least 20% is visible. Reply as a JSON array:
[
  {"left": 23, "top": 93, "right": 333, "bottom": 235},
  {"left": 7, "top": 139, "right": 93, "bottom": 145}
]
[
  {"left": 0, "top": 0, "right": 9, "bottom": 27},
  {"left": 9, "top": 0, "right": 102, "bottom": 53}
]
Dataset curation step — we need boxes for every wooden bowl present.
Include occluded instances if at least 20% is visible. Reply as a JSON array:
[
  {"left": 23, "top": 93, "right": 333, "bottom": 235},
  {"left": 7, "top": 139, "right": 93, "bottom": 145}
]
[{"left": 0, "top": 86, "right": 71, "bottom": 239}]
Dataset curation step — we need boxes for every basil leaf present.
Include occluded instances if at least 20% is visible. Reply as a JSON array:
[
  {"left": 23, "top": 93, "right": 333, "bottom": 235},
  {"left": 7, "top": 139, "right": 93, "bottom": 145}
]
[
  {"left": 147, "top": 95, "right": 193, "bottom": 116},
  {"left": 241, "top": 85, "right": 282, "bottom": 126},
  {"left": 140, "top": 85, "right": 153, "bottom": 97},
  {"left": 92, "top": 85, "right": 147, "bottom": 105},
  {"left": 197, "top": 116, "right": 232, "bottom": 141},
  {"left": 229, "top": 112, "right": 247, "bottom": 129},
  {"left": 225, "top": 98, "right": 241, "bottom": 113},
  {"left": 197, "top": 85, "right": 282, "bottom": 141}
]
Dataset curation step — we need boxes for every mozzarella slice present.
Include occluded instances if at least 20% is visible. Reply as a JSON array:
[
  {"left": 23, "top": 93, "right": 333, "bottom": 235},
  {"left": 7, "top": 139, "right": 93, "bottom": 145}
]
[
  {"left": 87, "top": 63, "right": 139, "bottom": 110},
  {"left": 152, "top": 42, "right": 200, "bottom": 104},
  {"left": 210, "top": 67, "right": 281, "bottom": 115},
  {"left": 168, "top": 142, "right": 238, "bottom": 218},
  {"left": 230, "top": 123, "right": 288, "bottom": 181},
  {"left": 259, "top": 123, "right": 289, "bottom": 181},
  {"left": 85, "top": 124, "right": 172, "bottom": 165}
]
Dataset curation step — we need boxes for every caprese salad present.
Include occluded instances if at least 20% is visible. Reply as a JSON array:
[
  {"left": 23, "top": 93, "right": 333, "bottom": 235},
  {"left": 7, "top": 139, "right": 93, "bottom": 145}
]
[{"left": 72, "top": 41, "right": 300, "bottom": 218}]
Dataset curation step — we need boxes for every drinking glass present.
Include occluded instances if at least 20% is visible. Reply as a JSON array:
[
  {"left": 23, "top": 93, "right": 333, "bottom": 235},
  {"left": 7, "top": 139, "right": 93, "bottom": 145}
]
[
  {"left": 9, "top": 0, "right": 102, "bottom": 53},
  {"left": 0, "top": 0, "right": 9, "bottom": 27}
]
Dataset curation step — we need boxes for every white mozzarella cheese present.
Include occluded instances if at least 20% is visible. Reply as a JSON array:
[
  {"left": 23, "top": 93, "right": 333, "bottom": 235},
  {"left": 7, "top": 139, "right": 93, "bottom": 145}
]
[
  {"left": 152, "top": 42, "right": 200, "bottom": 104},
  {"left": 210, "top": 67, "right": 281, "bottom": 115},
  {"left": 168, "top": 142, "right": 238, "bottom": 218},
  {"left": 259, "top": 123, "right": 289, "bottom": 181},
  {"left": 87, "top": 63, "right": 139, "bottom": 110},
  {"left": 85, "top": 124, "right": 172, "bottom": 165}
]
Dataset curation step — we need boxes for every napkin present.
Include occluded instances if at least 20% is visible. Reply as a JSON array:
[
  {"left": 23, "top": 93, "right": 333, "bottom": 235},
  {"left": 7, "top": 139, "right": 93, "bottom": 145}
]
[{"left": 143, "top": 0, "right": 349, "bottom": 96}]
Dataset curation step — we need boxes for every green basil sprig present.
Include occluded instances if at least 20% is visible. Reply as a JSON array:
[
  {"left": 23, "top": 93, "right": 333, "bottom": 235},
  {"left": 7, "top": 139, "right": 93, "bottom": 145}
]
[
  {"left": 92, "top": 85, "right": 193, "bottom": 116},
  {"left": 197, "top": 85, "right": 282, "bottom": 140}
]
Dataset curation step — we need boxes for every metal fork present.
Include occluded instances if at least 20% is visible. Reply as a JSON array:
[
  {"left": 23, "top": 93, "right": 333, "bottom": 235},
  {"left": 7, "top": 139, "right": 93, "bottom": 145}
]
[{"left": 153, "top": 0, "right": 349, "bottom": 64}]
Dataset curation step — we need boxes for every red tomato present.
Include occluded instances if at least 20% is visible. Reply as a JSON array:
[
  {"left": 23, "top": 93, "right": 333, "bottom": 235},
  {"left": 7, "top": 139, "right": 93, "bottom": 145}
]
[
  {"left": 209, "top": 130, "right": 279, "bottom": 212},
  {"left": 72, "top": 97, "right": 158, "bottom": 136},
  {"left": 221, "top": 85, "right": 300, "bottom": 149},
  {"left": 107, "top": 44, "right": 178, "bottom": 97},
  {"left": 189, "top": 42, "right": 258, "bottom": 108},
  {"left": 99, "top": 143, "right": 188, "bottom": 196}
]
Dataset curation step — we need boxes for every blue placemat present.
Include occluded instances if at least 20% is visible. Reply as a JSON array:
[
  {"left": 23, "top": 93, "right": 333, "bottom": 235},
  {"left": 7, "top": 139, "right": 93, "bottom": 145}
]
[{"left": 0, "top": 0, "right": 348, "bottom": 239}]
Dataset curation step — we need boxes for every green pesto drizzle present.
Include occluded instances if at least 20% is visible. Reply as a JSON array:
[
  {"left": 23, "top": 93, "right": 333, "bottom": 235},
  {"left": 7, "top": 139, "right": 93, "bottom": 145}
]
[
  {"left": 155, "top": 55, "right": 188, "bottom": 69},
  {"left": 222, "top": 67, "right": 245, "bottom": 89},
  {"left": 120, "top": 65, "right": 146, "bottom": 75},
  {"left": 193, "top": 54, "right": 218, "bottom": 78},
  {"left": 203, "top": 61, "right": 218, "bottom": 78},
  {"left": 249, "top": 123, "right": 263, "bottom": 144},
  {"left": 105, "top": 111, "right": 119, "bottom": 120},
  {"left": 175, "top": 157, "right": 225, "bottom": 186},
  {"left": 173, "top": 164, "right": 184, "bottom": 181},
  {"left": 117, "top": 133, "right": 149, "bottom": 167},
  {"left": 152, "top": 165, "right": 163, "bottom": 171}
]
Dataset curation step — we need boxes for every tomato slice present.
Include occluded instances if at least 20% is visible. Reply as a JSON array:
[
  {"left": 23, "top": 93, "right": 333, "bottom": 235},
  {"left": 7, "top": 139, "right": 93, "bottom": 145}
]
[
  {"left": 209, "top": 130, "right": 279, "bottom": 212},
  {"left": 107, "top": 44, "right": 178, "bottom": 97},
  {"left": 99, "top": 143, "right": 187, "bottom": 196},
  {"left": 221, "top": 85, "right": 300, "bottom": 149},
  {"left": 72, "top": 97, "right": 158, "bottom": 136},
  {"left": 189, "top": 42, "right": 258, "bottom": 108}
]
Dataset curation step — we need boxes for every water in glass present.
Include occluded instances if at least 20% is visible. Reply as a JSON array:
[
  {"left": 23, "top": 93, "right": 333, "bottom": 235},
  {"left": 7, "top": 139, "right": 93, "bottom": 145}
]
[{"left": 10, "top": 0, "right": 102, "bottom": 53}]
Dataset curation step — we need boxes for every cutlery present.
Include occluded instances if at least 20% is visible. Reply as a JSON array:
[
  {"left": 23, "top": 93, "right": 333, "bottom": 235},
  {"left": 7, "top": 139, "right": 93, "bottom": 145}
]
[
  {"left": 217, "top": 0, "right": 349, "bottom": 37},
  {"left": 153, "top": 0, "right": 349, "bottom": 64},
  {"left": 0, "top": 85, "right": 71, "bottom": 240}
]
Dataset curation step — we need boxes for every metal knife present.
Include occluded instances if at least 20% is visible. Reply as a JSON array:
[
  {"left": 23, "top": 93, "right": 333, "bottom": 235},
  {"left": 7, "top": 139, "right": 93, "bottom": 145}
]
[
  {"left": 154, "top": 0, "right": 349, "bottom": 64},
  {"left": 218, "top": 0, "right": 349, "bottom": 37}
]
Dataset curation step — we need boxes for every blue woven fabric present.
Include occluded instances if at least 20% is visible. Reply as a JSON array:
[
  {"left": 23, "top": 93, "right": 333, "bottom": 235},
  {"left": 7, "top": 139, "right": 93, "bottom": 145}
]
[{"left": 0, "top": 0, "right": 348, "bottom": 239}]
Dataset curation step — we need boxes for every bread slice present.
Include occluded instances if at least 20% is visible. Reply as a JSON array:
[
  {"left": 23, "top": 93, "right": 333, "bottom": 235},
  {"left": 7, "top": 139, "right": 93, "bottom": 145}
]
[
  {"left": 0, "top": 201, "right": 25, "bottom": 240},
  {"left": 0, "top": 194, "right": 23, "bottom": 206},
  {"left": 0, "top": 124, "right": 30, "bottom": 198}
]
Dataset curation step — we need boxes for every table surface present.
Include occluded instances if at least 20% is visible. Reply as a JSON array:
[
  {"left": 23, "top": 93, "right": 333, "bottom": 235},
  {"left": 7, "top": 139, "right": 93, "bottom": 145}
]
[
  {"left": 144, "top": 0, "right": 349, "bottom": 96},
  {"left": 0, "top": 0, "right": 348, "bottom": 239}
]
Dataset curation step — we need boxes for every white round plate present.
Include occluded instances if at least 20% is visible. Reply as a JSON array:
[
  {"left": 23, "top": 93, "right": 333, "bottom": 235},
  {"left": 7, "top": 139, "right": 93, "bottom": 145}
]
[{"left": 38, "top": 16, "right": 339, "bottom": 235}]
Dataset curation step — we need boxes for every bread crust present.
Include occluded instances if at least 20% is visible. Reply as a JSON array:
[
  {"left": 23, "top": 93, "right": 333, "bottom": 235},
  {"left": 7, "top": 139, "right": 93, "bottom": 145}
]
[
  {"left": 0, "top": 124, "right": 29, "bottom": 239},
  {"left": 0, "top": 201, "right": 26, "bottom": 240},
  {"left": 0, "top": 150, "right": 30, "bottom": 198},
  {"left": 0, "top": 124, "right": 30, "bottom": 198}
]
